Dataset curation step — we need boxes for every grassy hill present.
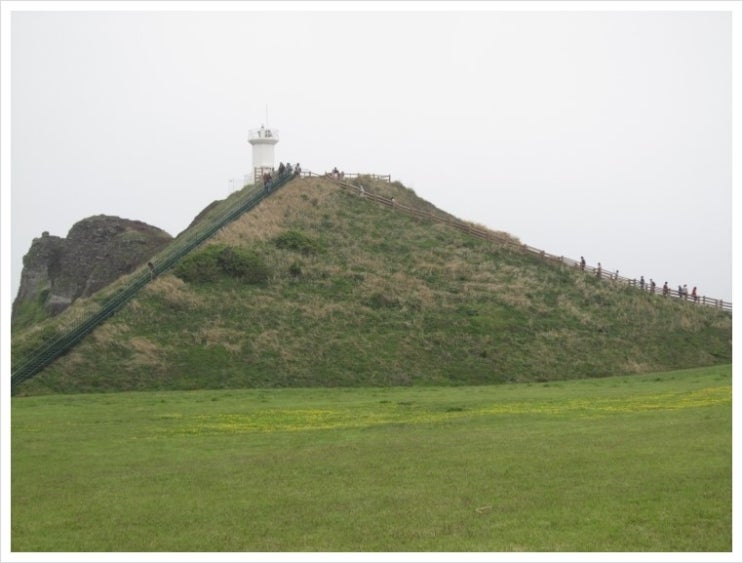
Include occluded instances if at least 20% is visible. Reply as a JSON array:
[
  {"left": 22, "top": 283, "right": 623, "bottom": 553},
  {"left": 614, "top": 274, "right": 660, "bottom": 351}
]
[{"left": 11, "top": 176, "right": 732, "bottom": 395}]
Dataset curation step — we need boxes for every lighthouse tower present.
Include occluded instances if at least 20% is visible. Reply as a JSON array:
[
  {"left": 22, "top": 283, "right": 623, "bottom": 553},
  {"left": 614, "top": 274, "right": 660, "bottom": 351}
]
[{"left": 248, "top": 124, "right": 279, "bottom": 184}]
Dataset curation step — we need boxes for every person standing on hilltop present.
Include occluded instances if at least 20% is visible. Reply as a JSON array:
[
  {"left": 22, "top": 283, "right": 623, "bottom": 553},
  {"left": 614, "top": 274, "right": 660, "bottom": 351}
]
[
  {"left": 580, "top": 256, "right": 586, "bottom": 271},
  {"left": 278, "top": 162, "right": 286, "bottom": 176}
]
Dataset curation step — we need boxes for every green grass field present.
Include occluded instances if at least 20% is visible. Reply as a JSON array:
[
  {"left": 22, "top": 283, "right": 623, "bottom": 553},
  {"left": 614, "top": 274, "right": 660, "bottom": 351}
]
[{"left": 11, "top": 365, "right": 732, "bottom": 552}]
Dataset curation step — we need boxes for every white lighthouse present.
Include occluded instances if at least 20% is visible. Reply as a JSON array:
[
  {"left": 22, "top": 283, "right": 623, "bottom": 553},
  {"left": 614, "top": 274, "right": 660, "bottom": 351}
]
[{"left": 248, "top": 124, "right": 279, "bottom": 185}]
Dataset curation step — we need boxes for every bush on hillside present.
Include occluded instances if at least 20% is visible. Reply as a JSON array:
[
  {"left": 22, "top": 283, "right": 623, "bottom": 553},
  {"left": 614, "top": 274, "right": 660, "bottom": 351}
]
[
  {"left": 175, "top": 244, "right": 270, "bottom": 284},
  {"left": 174, "top": 246, "right": 222, "bottom": 283},
  {"left": 274, "top": 230, "right": 324, "bottom": 255},
  {"left": 217, "top": 246, "right": 270, "bottom": 284}
]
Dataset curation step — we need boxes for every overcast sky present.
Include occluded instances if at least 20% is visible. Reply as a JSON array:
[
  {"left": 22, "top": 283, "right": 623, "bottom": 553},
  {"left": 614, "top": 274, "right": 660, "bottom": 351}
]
[{"left": 3, "top": 2, "right": 740, "bottom": 306}]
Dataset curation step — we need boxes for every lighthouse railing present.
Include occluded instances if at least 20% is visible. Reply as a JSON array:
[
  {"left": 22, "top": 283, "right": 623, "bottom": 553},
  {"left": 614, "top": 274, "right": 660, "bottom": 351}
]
[{"left": 248, "top": 128, "right": 279, "bottom": 141}]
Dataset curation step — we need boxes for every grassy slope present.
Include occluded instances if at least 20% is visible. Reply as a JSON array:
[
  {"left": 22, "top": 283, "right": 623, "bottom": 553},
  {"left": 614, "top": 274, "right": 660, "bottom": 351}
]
[
  {"left": 12, "top": 176, "right": 732, "bottom": 395},
  {"left": 11, "top": 365, "right": 731, "bottom": 551}
]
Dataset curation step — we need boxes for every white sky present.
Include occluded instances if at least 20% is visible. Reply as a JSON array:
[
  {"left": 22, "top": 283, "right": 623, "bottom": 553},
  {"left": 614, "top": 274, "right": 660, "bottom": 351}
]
[{"left": 2, "top": 0, "right": 741, "bottom": 308}]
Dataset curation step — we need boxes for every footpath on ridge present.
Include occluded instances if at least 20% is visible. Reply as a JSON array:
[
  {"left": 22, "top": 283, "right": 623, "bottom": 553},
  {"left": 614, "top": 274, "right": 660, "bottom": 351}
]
[{"left": 10, "top": 171, "right": 297, "bottom": 391}]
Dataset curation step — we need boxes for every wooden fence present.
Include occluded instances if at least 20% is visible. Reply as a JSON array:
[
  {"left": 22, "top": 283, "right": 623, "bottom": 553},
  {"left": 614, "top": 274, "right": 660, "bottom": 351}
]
[
  {"left": 323, "top": 175, "right": 732, "bottom": 313},
  {"left": 301, "top": 171, "right": 391, "bottom": 183}
]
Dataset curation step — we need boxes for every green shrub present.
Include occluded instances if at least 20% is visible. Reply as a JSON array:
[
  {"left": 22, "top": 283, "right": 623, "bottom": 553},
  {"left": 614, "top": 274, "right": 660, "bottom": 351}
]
[
  {"left": 217, "top": 246, "right": 270, "bottom": 284},
  {"left": 174, "top": 245, "right": 223, "bottom": 283},
  {"left": 175, "top": 245, "right": 270, "bottom": 284},
  {"left": 274, "top": 230, "right": 323, "bottom": 255}
]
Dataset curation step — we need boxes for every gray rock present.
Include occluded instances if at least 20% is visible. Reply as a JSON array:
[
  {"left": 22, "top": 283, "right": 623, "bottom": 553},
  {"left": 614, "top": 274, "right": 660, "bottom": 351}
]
[{"left": 13, "top": 215, "right": 173, "bottom": 323}]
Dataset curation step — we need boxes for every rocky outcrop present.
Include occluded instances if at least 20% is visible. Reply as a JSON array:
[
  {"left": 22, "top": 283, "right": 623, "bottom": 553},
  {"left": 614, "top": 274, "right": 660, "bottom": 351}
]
[{"left": 13, "top": 215, "right": 173, "bottom": 322}]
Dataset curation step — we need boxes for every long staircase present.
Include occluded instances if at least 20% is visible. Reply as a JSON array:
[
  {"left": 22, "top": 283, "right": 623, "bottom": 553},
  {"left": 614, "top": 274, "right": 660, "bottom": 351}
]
[{"left": 10, "top": 171, "right": 297, "bottom": 391}]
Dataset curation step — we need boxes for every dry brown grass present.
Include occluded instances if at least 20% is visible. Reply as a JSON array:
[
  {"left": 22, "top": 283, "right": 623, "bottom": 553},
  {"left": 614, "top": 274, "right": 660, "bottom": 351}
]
[
  {"left": 622, "top": 359, "right": 656, "bottom": 374},
  {"left": 462, "top": 221, "right": 522, "bottom": 246},
  {"left": 495, "top": 290, "right": 534, "bottom": 311},
  {"left": 143, "top": 274, "right": 205, "bottom": 310},
  {"left": 126, "top": 336, "right": 165, "bottom": 369},
  {"left": 196, "top": 325, "right": 245, "bottom": 354},
  {"left": 253, "top": 329, "right": 281, "bottom": 354},
  {"left": 91, "top": 322, "right": 129, "bottom": 347},
  {"left": 390, "top": 272, "right": 436, "bottom": 308},
  {"left": 294, "top": 299, "right": 348, "bottom": 321},
  {"left": 214, "top": 178, "right": 338, "bottom": 246},
  {"left": 670, "top": 309, "right": 705, "bottom": 331},
  {"left": 556, "top": 294, "right": 595, "bottom": 326},
  {"left": 50, "top": 296, "right": 103, "bottom": 332}
]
